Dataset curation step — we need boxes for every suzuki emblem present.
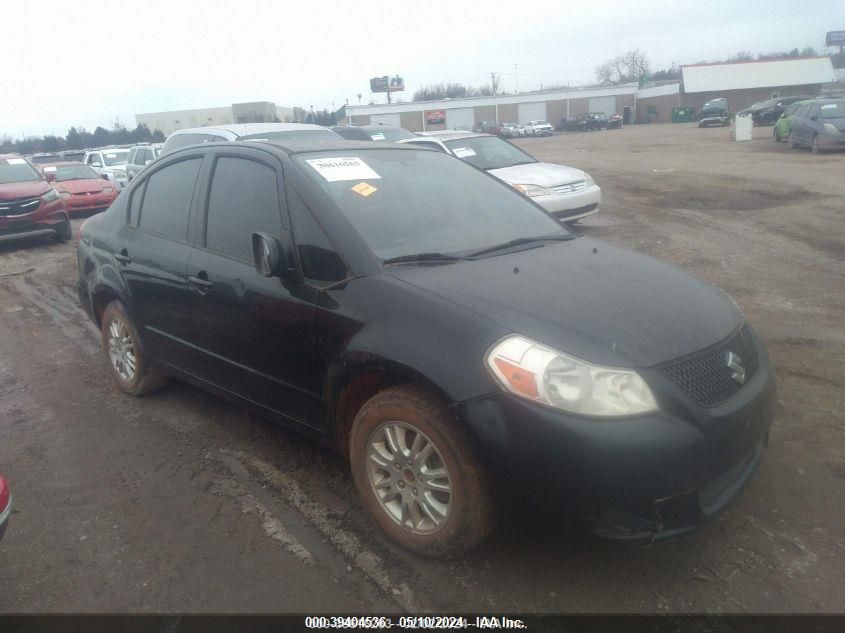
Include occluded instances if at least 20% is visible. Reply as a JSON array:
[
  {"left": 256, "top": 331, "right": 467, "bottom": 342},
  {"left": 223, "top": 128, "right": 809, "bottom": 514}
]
[{"left": 725, "top": 351, "right": 746, "bottom": 385}]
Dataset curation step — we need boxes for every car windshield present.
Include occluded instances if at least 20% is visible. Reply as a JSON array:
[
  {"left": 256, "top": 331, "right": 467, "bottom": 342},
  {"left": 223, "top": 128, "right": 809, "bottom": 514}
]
[
  {"left": 367, "top": 128, "right": 415, "bottom": 141},
  {"left": 52, "top": 164, "right": 101, "bottom": 181},
  {"left": 294, "top": 149, "right": 566, "bottom": 261},
  {"left": 0, "top": 158, "right": 41, "bottom": 184},
  {"left": 30, "top": 154, "right": 61, "bottom": 164},
  {"left": 443, "top": 136, "right": 537, "bottom": 170},
  {"left": 102, "top": 150, "right": 129, "bottom": 166},
  {"left": 238, "top": 130, "right": 341, "bottom": 142},
  {"left": 819, "top": 101, "right": 845, "bottom": 119}
]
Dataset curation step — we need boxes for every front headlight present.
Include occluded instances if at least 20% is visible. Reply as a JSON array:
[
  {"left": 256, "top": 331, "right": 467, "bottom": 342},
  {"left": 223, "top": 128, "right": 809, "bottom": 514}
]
[
  {"left": 512, "top": 183, "right": 550, "bottom": 198},
  {"left": 823, "top": 123, "right": 839, "bottom": 134},
  {"left": 102, "top": 187, "right": 114, "bottom": 193},
  {"left": 42, "top": 188, "right": 60, "bottom": 202},
  {"left": 486, "top": 335, "right": 658, "bottom": 417}
]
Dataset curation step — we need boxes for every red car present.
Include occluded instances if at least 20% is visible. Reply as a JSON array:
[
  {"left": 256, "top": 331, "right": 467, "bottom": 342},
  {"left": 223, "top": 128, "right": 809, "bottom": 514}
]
[
  {"left": 0, "top": 153, "right": 71, "bottom": 244},
  {"left": 42, "top": 162, "right": 118, "bottom": 215},
  {"left": 0, "top": 475, "right": 10, "bottom": 540}
]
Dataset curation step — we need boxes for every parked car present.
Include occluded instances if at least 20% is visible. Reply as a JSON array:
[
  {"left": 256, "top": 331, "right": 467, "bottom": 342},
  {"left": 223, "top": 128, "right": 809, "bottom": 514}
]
[
  {"left": 331, "top": 125, "right": 416, "bottom": 142},
  {"left": 499, "top": 123, "right": 521, "bottom": 139},
  {"left": 0, "top": 153, "right": 71, "bottom": 243},
  {"left": 559, "top": 113, "right": 605, "bottom": 132},
  {"left": 126, "top": 143, "right": 163, "bottom": 181},
  {"left": 516, "top": 124, "right": 527, "bottom": 137},
  {"left": 0, "top": 475, "right": 10, "bottom": 540},
  {"left": 524, "top": 120, "right": 554, "bottom": 136},
  {"left": 41, "top": 162, "right": 118, "bottom": 215},
  {"left": 84, "top": 148, "right": 130, "bottom": 190},
  {"left": 739, "top": 96, "right": 812, "bottom": 126},
  {"left": 402, "top": 131, "right": 600, "bottom": 223},
  {"left": 161, "top": 123, "right": 342, "bottom": 155},
  {"left": 60, "top": 150, "right": 86, "bottom": 162},
  {"left": 472, "top": 121, "right": 504, "bottom": 136},
  {"left": 77, "top": 139, "right": 775, "bottom": 557},
  {"left": 787, "top": 99, "right": 845, "bottom": 153},
  {"left": 29, "top": 152, "right": 63, "bottom": 164},
  {"left": 697, "top": 98, "right": 729, "bottom": 122},
  {"left": 607, "top": 114, "right": 623, "bottom": 129},
  {"left": 773, "top": 100, "right": 811, "bottom": 142}
]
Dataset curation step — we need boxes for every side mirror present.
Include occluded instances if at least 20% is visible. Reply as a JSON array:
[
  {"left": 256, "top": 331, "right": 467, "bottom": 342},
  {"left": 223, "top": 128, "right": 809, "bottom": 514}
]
[
  {"left": 101, "top": 174, "right": 110, "bottom": 180},
  {"left": 252, "top": 231, "right": 297, "bottom": 283},
  {"left": 44, "top": 171, "right": 56, "bottom": 182}
]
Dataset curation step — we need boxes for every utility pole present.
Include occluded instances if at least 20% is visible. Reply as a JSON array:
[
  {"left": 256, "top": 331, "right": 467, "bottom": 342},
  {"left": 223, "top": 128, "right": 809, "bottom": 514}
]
[{"left": 514, "top": 64, "right": 518, "bottom": 94}]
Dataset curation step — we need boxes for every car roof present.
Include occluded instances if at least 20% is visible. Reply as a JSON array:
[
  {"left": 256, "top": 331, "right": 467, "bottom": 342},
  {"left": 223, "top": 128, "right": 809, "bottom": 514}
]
[
  {"left": 169, "top": 123, "right": 329, "bottom": 138},
  {"left": 0, "top": 153, "right": 25, "bottom": 160},
  {"left": 40, "top": 161, "right": 87, "bottom": 168},
  {"left": 168, "top": 139, "right": 433, "bottom": 157},
  {"left": 417, "top": 131, "right": 490, "bottom": 141}
]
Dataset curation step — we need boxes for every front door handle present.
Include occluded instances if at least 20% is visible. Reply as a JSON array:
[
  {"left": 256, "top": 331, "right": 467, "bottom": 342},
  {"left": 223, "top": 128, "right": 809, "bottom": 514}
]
[
  {"left": 188, "top": 275, "right": 214, "bottom": 294},
  {"left": 114, "top": 251, "right": 132, "bottom": 264}
]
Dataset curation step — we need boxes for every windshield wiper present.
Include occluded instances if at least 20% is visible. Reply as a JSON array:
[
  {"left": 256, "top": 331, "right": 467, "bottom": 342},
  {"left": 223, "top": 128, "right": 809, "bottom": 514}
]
[
  {"left": 382, "top": 252, "right": 465, "bottom": 265},
  {"left": 466, "top": 232, "right": 577, "bottom": 258}
]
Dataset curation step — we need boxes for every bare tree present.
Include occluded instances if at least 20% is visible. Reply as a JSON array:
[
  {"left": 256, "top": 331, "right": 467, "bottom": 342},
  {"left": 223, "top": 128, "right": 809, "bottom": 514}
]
[
  {"left": 728, "top": 51, "right": 754, "bottom": 62},
  {"left": 595, "top": 49, "right": 650, "bottom": 85}
]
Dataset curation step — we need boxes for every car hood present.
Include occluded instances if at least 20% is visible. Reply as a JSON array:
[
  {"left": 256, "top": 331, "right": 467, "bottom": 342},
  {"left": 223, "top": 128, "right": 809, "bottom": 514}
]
[
  {"left": 0, "top": 180, "right": 50, "bottom": 201},
  {"left": 53, "top": 178, "right": 109, "bottom": 194},
  {"left": 388, "top": 237, "right": 741, "bottom": 368},
  {"left": 489, "top": 162, "right": 587, "bottom": 187}
]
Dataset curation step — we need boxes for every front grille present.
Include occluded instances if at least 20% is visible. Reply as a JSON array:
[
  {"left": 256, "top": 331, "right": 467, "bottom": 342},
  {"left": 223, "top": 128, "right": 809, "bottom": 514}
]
[
  {"left": 658, "top": 325, "right": 759, "bottom": 408},
  {"left": 0, "top": 197, "right": 41, "bottom": 217},
  {"left": 551, "top": 181, "right": 587, "bottom": 195}
]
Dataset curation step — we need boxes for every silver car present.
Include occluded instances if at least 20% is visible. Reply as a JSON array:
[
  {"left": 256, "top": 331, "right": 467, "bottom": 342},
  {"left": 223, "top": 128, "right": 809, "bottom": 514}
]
[
  {"left": 83, "top": 148, "right": 130, "bottom": 190},
  {"left": 401, "top": 131, "right": 600, "bottom": 223},
  {"left": 161, "top": 123, "right": 343, "bottom": 155}
]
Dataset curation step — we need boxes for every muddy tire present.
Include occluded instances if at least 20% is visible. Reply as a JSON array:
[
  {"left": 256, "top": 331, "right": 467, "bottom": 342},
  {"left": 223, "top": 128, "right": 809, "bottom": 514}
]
[
  {"left": 787, "top": 133, "right": 797, "bottom": 150},
  {"left": 100, "top": 300, "right": 168, "bottom": 397},
  {"left": 811, "top": 135, "right": 822, "bottom": 155},
  {"left": 349, "top": 384, "right": 495, "bottom": 558}
]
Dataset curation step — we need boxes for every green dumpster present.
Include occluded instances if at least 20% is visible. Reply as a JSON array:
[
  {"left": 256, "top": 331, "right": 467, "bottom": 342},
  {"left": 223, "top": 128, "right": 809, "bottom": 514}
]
[{"left": 671, "top": 107, "right": 695, "bottom": 123}]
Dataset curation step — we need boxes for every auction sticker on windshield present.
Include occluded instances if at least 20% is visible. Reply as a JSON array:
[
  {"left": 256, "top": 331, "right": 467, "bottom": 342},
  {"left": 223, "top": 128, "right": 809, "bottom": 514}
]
[
  {"left": 453, "top": 147, "right": 476, "bottom": 158},
  {"left": 370, "top": 132, "right": 386, "bottom": 141},
  {"left": 6, "top": 158, "right": 27, "bottom": 165},
  {"left": 305, "top": 157, "right": 381, "bottom": 182}
]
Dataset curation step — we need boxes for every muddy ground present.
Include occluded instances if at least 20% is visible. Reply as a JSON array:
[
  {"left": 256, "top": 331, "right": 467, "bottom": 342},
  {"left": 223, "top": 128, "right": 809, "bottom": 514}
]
[{"left": 1, "top": 123, "right": 843, "bottom": 613}]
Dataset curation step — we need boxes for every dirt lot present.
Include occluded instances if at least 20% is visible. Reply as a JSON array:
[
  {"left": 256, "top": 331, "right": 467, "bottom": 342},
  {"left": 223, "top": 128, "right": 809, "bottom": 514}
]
[{"left": 1, "top": 123, "right": 843, "bottom": 614}]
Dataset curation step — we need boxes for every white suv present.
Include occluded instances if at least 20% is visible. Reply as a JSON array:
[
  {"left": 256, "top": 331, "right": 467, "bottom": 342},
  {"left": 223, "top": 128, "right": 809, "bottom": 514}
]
[
  {"left": 524, "top": 120, "right": 554, "bottom": 136},
  {"left": 83, "top": 148, "right": 130, "bottom": 190}
]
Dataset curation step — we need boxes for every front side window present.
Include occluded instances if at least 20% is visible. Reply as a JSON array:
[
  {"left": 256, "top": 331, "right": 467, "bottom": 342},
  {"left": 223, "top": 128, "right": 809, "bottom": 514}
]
[
  {"left": 0, "top": 157, "right": 41, "bottom": 184},
  {"left": 820, "top": 101, "right": 845, "bottom": 119},
  {"left": 86, "top": 153, "right": 101, "bottom": 165},
  {"left": 137, "top": 158, "right": 201, "bottom": 240},
  {"left": 289, "top": 188, "right": 347, "bottom": 285},
  {"left": 205, "top": 157, "right": 282, "bottom": 261},
  {"left": 294, "top": 149, "right": 564, "bottom": 261},
  {"left": 443, "top": 136, "right": 536, "bottom": 170}
]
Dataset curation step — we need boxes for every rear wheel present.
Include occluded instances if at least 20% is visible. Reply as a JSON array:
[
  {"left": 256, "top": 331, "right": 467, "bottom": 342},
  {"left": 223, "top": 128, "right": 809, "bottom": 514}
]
[
  {"left": 349, "top": 384, "right": 495, "bottom": 558},
  {"left": 787, "top": 133, "right": 797, "bottom": 149},
  {"left": 100, "top": 301, "right": 168, "bottom": 396},
  {"left": 811, "top": 135, "right": 823, "bottom": 155},
  {"left": 773, "top": 127, "right": 781, "bottom": 142}
]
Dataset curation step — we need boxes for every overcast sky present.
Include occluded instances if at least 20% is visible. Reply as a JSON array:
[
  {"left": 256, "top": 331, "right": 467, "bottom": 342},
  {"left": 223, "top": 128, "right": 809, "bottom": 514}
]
[{"left": 2, "top": 0, "right": 839, "bottom": 138}]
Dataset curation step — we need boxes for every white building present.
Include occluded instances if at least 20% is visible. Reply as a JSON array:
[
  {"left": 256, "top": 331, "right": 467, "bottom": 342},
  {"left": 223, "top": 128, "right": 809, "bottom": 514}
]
[{"left": 135, "top": 101, "right": 295, "bottom": 136}]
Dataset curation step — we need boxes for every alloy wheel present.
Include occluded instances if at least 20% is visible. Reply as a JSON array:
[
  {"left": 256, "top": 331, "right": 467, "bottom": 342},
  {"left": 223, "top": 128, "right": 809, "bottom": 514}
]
[
  {"left": 107, "top": 317, "right": 136, "bottom": 382},
  {"left": 365, "top": 421, "right": 453, "bottom": 535}
]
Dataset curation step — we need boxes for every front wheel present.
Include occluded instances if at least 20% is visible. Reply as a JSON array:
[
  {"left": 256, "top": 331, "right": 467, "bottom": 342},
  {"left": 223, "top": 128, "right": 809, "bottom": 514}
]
[
  {"left": 54, "top": 216, "right": 72, "bottom": 242},
  {"left": 100, "top": 301, "right": 168, "bottom": 396},
  {"left": 811, "top": 135, "right": 823, "bottom": 155},
  {"left": 349, "top": 385, "right": 495, "bottom": 558},
  {"left": 773, "top": 127, "right": 781, "bottom": 142}
]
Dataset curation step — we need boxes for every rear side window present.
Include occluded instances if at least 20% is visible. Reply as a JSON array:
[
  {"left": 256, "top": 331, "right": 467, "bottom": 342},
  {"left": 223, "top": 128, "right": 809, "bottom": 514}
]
[
  {"left": 129, "top": 181, "right": 146, "bottom": 225},
  {"left": 137, "top": 158, "right": 201, "bottom": 240},
  {"left": 205, "top": 157, "right": 282, "bottom": 261}
]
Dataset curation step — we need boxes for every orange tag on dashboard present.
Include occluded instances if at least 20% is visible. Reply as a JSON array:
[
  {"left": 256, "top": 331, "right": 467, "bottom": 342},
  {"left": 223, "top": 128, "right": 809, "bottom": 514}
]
[{"left": 351, "top": 182, "right": 378, "bottom": 197}]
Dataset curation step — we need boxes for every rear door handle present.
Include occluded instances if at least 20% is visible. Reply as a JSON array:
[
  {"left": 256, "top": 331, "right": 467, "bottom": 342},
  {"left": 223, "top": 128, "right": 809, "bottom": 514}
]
[
  {"left": 114, "top": 252, "right": 132, "bottom": 264},
  {"left": 188, "top": 275, "right": 214, "bottom": 293}
]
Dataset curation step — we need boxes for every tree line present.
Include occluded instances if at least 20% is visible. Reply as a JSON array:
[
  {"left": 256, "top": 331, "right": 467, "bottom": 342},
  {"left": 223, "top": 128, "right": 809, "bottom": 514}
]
[{"left": 1, "top": 122, "right": 165, "bottom": 155}]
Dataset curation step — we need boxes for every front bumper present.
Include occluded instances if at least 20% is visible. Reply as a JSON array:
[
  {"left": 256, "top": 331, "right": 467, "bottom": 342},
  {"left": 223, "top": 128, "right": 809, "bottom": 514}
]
[
  {"left": 536, "top": 184, "right": 602, "bottom": 220},
  {"left": 0, "top": 199, "right": 68, "bottom": 243},
  {"left": 456, "top": 332, "right": 776, "bottom": 543},
  {"left": 0, "top": 496, "right": 11, "bottom": 540},
  {"left": 63, "top": 192, "right": 117, "bottom": 214}
]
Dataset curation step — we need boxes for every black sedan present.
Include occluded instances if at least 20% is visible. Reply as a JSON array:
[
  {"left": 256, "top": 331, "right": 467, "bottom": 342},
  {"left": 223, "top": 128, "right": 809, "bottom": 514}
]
[{"left": 76, "top": 140, "right": 775, "bottom": 557}]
